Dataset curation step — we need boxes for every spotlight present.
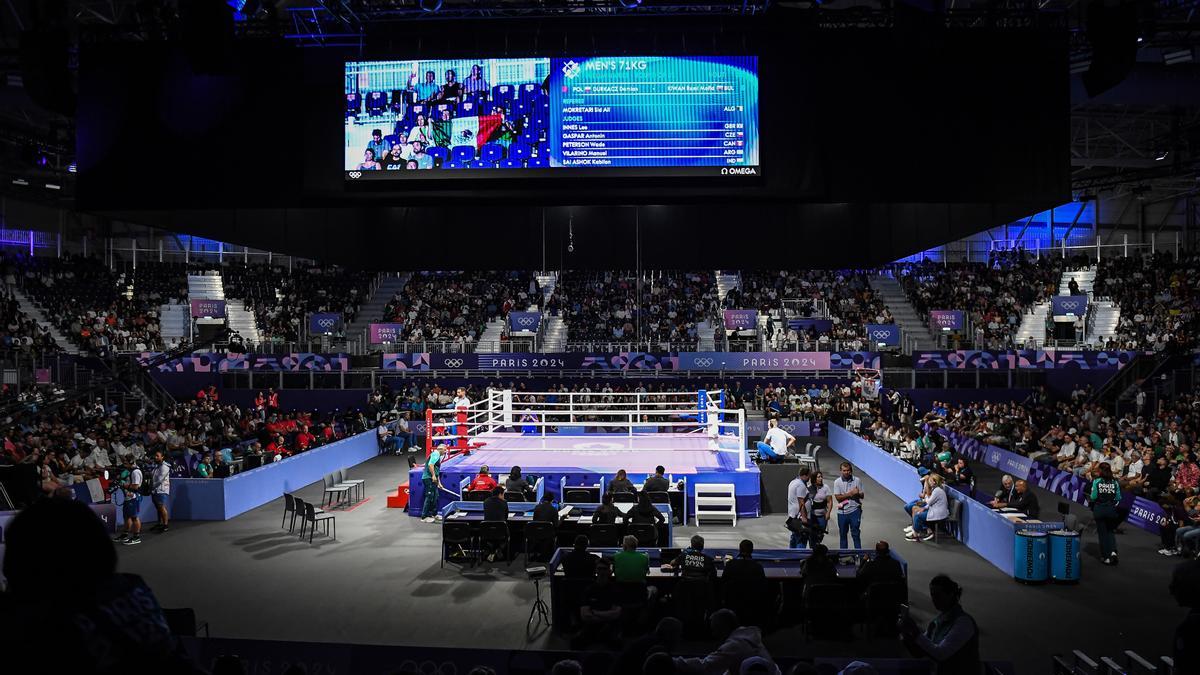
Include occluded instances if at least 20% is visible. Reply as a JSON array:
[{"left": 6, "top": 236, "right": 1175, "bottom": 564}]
[
  {"left": 67, "top": 162, "right": 77, "bottom": 173},
  {"left": 419, "top": 0, "right": 442, "bottom": 12},
  {"left": 1155, "top": 150, "right": 1169, "bottom": 161},
  {"left": 1163, "top": 48, "right": 1194, "bottom": 65},
  {"left": 45, "top": 182, "right": 60, "bottom": 190},
  {"left": 12, "top": 178, "right": 28, "bottom": 186}
]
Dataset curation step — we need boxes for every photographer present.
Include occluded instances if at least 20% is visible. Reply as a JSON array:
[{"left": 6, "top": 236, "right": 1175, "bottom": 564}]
[{"left": 113, "top": 455, "right": 144, "bottom": 546}]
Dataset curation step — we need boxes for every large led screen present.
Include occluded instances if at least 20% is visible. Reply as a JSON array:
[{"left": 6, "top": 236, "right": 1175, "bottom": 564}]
[{"left": 344, "top": 56, "right": 759, "bottom": 179}]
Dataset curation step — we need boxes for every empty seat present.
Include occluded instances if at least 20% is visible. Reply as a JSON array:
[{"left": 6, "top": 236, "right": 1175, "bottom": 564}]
[
  {"left": 450, "top": 145, "right": 476, "bottom": 164},
  {"left": 479, "top": 143, "right": 504, "bottom": 163}
]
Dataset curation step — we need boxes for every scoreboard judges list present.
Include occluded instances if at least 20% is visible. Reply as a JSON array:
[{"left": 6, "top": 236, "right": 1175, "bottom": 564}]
[{"left": 551, "top": 56, "right": 760, "bottom": 175}]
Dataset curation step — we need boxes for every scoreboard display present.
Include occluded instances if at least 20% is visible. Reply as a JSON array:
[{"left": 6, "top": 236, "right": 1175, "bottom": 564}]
[{"left": 344, "top": 55, "right": 759, "bottom": 179}]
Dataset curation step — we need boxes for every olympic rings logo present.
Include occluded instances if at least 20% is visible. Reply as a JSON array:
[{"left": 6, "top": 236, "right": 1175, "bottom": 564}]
[
  {"left": 348, "top": 171, "right": 362, "bottom": 179},
  {"left": 694, "top": 358, "right": 714, "bottom": 367},
  {"left": 871, "top": 330, "right": 893, "bottom": 340},
  {"left": 1060, "top": 301, "right": 1080, "bottom": 311},
  {"left": 516, "top": 317, "right": 536, "bottom": 327},
  {"left": 318, "top": 318, "right": 336, "bottom": 329},
  {"left": 444, "top": 358, "right": 464, "bottom": 368}
]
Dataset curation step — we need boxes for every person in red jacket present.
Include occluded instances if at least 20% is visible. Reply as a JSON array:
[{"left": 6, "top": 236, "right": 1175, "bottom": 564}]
[
  {"left": 469, "top": 465, "right": 498, "bottom": 493},
  {"left": 266, "top": 434, "right": 288, "bottom": 458},
  {"left": 295, "top": 425, "right": 316, "bottom": 452}
]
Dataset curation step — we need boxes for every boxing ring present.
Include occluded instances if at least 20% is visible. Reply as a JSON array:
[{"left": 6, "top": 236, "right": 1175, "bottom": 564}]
[{"left": 406, "top": 389, "right": 761, "bottom": 519}]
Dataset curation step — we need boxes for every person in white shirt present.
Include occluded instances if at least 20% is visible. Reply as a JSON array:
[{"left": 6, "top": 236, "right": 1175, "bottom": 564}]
[
  {"left": 763, "top": 418, "right": 795, "bottom": 461},
  {"left": 115, "top": 455, "right": 144, "bottom": 545},
  {"left": 150, "top": 449, "right": 172, "bottom": 533},
  {"left": 786, "top": 467, "right": 811, "bottom": 549},
  {"left": 451, "top": 386, "right": 471, "bottom": 410}
]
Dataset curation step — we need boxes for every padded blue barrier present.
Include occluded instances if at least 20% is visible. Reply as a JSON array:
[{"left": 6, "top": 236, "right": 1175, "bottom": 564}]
[
  {"left": 829, "top": 424, "right": 1057, "bottom": 578},
  {"left": 220, "top": 431, "right": 378, "bottom": 519}
]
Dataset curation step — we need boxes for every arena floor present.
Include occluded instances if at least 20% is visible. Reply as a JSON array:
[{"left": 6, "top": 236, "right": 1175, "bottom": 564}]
[{"left": 115, "top": 447, "right": 1180, "bottom": 674}]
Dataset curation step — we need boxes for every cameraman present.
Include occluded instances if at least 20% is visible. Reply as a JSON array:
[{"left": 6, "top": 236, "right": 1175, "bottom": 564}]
[{"left": 113, "top": 455, "right": 144, "bottom": 546}]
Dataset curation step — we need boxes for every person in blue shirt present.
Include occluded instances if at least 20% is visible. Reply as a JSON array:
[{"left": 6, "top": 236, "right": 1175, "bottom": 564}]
[
  {"left": 1090, "top": 461, "right": 1123, "bottom": 565},
  {"left": 420, "top": 445, "right": 444, "bottom": 522},
  {"left": 411, "top": 70, "right": 438, "bottom": 103}
]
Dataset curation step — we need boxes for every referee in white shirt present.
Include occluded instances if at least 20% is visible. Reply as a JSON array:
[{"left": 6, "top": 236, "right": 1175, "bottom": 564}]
[{"left": 763, "top": 418, "right": 796, "bottom": 462}]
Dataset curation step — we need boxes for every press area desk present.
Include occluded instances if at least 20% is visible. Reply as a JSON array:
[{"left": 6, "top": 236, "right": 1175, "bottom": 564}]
[
  {"left": 545, "top": 547, "right": 909, "bottom": 629},
  {"left": 438, "top": 501, "right": 673, "bottom": 560}
]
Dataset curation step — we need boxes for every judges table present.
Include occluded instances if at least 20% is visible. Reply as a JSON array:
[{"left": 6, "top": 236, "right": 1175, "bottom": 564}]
[
  {"left": 439, "top": 501, "right": 673, "bottom": 560},
  {"left": 546, "top": 546, "right": 909, "bottom": 630}
]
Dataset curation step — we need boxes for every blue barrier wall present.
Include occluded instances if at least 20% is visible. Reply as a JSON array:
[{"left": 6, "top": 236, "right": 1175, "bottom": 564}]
[
  {"left": 828, "top": 424, "right": 1052, "bottom": 578},
  {"left": 828, "top": 424, "right": 922, "bottom": 503},
  {"left": 220, "top": 432, "right": 378, "bottom": 519}
]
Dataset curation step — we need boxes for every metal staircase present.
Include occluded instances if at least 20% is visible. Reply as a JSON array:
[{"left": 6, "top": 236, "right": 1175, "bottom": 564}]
[
  {"left": 715, "top": 270, "right": 740, "bottom": 304},
  {"left": 1015, "top": 303, "right": 1051, "bottom": 347},
  {"left": 344, "top": 273, "right": 409, "bottom": 349},
  {"left": 476, "top": 319, "right": 506, "bottom": 353},
  {"left": 868, "top": 274, "right": 937, "bottom": 351},
  {"left": 10, "top": 285, "right": 77, "bottom": 354},
  {"left": 541, "top": 314, "right": 567, "bottom": 352}
]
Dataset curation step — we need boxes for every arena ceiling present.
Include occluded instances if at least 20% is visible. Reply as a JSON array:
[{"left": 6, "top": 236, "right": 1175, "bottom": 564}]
[{"left": 0, "top": 0, "right": 1195, "bottom": 231}]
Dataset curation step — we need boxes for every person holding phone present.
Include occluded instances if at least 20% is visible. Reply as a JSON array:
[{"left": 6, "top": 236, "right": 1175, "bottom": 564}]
[
  {"left": 899, "top": 574, "right": 980, "bottom": 674},
  {"left": 833, "top": 462, "right": 865, "bottom": 549}
]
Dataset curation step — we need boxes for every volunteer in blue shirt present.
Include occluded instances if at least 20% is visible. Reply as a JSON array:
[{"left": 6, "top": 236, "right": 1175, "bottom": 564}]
[
  {"left": 420, "top": 444, "right": 444, "bottom": 523},
  {"left": 833, "top": 461, "right": 865, "bottom": 549},
  {"left": 1090, "top": 461, "right": 1123, "bottom": 565}
]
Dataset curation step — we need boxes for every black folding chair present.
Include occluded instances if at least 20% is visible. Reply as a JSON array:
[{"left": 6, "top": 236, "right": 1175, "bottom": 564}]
[
  {"left": 627, "top": 522, "right": 658, "bottom": 547},
  {"left": 301, "top": 501, "right": 336, "bottom": 543},
  {"left": 442, "top": 521, "right": 476, "bottom": 569},
  {"left": 565, "top": 489, "right": 592, "bottom": 502},
  {"left": 464, "top": 490, "right": 491, "bottom": 502},
  {"left": 588, "top": 523, "right": 620, "bottom": 547},
  {"left": 611, "top": 491, "right": 636, "bottom": 504},
  {"left": 478, "top": 520, "right": 511, "bottom": 565},
  {"left": 282, "top": 493, "right": 298, "bottom": 532},
  {"left": 504, "top": 491, "right": 526, "bottom": 502},
  {"left": 645, "top": 491, "right": 670, "bottom": 505},
  {"left": 524, "top": 521, "right": 557, "bottom": 564}
]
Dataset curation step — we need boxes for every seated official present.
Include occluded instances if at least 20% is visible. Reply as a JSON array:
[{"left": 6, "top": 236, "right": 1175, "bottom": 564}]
[
  {"left": 592, "top": 493, "right": 622, "bottom": 524},
  {"left": 643, "top": 465, "right": 670, "bottom": 493},
  {"left": 572, "top": 559, "right": 622, "bottom": 650},
  {"left": 613, "top": 535, "right": 651, "bottom": 585},
  {"left": 900, "top": 574, "right": 981, "bottom": 675},
  {"left": 1005, "top": 480, "right": 1040, "bottom": 519},
  {"left": 468, "top": 465, "right": 498, "bottom": 493},
  {"left": 562, "top": 535, "right": 599, "bottom": 579},
  {"left": 505, "top": 465, "right": 534, "bottom": 500},
  {"left": 607, "top": 469, "right": 636, "bottom": 495},
  {"left": 721, "top": 539, "right": 768, "bottom": 626},
  {"left": 482, "top": 487, "right": 508, "bottom": 522},
  {"left": 858, "top": 541, "right": 904, "bottom": 586},
  {"left": 624, "top": 492, "right": 666, "bottom": 526},
  {"left": 666, "top": 535, "right": 718, "bottom": 582},
  {"left": 987, "top": 475, "right": 1017, "bottom": 509},
  {"left": 533, "top": 491, "right": 559, "bottom": 523},
  {"left": 800, "top": 544, "right": 838, "bottom": 589}
]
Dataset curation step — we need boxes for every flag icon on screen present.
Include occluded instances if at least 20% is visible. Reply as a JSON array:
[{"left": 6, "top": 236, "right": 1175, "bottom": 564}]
[
  {"left": 736, "top": 141, "right": 743, "bottom": 146},
  {"left": 584, "top": 86, "right": 591, "bottom": 92},
  {"left": 737, "top": 131, "right": 744, "bottom": 137}
]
